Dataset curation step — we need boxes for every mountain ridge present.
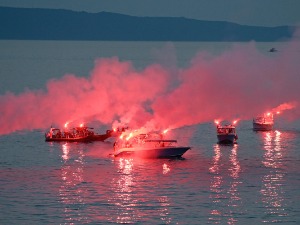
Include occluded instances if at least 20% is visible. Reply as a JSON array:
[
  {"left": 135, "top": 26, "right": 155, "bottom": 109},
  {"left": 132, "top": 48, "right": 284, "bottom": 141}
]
[{"left": 0, "top": 6, "right": 296, "bottom": 41}]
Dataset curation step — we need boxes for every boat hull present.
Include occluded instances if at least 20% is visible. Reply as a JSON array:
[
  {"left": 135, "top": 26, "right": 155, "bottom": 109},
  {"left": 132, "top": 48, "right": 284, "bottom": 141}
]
[
  {"left": 253, "top": 122, "right": 273, "bottom": 131},
  {"left": 114, "top": 146, "right": 190, "bottom": 158},
  {"left": 89, "top": 134, "right": 111, "bottom": 141},
  {"left": 217, "top": 134, "right": 237, "bottom": 144},
  {"left": 45, "top": 136, "right": 92, "bottom": 142},
  {"left": 45, "top": 133, "right": 111, "bottom": 142}
]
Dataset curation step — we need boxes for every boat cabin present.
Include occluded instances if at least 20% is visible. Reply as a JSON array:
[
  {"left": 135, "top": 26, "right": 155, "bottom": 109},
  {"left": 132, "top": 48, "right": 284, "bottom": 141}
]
[{"left": 217, "top": 125, "right": 236, "bottom": 135}]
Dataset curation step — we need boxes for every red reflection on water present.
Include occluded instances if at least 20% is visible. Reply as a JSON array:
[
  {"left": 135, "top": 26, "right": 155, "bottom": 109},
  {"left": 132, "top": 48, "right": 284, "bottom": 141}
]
[
  {"left": 113, "top": 158, "right": 137, "bottom": 224},
  {"left": 208, "top": 144, "right": 242, "bottom": 225},
  {"left": 116, "top": 158, "right": 134, "bottom": 194},
  {"left": 260, "top": 130, "right": 288, "bottom": 222},
  {"left": 262, "top": 131, "right": 283, "bottom": 168},
  {"left": 58, "top": 144, "right": 89, "bottom": 224},
  {"left": 105, "top": 157, "right": 174, "bottom": 224},
  {"left": 62, "top": 143, "right": 69, "bottom": 161},
  {"left": 162, "top": 163, "right": 171, "bottom": 174},
  {"left": 229, "top": 145, "right": 241, "bottom": 179}
]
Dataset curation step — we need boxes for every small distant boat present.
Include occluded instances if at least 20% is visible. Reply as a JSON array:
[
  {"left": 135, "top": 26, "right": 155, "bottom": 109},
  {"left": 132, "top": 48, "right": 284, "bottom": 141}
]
[
  {"left": 253, "top": 113, "right": 274, "bottom": 131},
  {"left": 113, "top": 132, "right": 190, "bottom": 158},
  {"left": 269, "top": 47, "right": 277, "bottom": 52},
  {"left": 89, "top": 129, "right": 116, "bottom": 141},
  {"left": 45, "top": 126, "right": 115, "bottom": 142},
  {"left": 216, "top": 123, "right": 238, "bottom": 144}
]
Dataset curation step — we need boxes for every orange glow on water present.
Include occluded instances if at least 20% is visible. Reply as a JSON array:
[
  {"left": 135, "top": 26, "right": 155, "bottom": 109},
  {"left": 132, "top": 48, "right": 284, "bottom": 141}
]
[
  {"left": 62, "top": 143, "right": 70, "bottom": 161},
  {"left": 162, "top": 163, "right": 170, "bottom": 174},
  {"left": 260, "top": 130, "right": 288, "bottom": 221},
  {"left": 209, "top": 144, "right": 242, "bottom": 224}
]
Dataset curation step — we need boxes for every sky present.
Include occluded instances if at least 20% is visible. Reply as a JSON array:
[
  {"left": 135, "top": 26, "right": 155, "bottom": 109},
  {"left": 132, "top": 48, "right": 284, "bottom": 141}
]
[{"left": 0, "top": 0, "right": 299, "bottom": 27}]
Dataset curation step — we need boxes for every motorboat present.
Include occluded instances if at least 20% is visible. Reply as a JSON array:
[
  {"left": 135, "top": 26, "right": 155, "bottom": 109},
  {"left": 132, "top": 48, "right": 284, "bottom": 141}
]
[
  {"left": 45, "top": 126, "right": 115, "bottom": 142},
  {"left": 269, "top": 47, "right": 277, "bottom": 52},
  {"left": 45, "top": 127, "right": 90, "bottom": 142},
  {"left": 216, "top": 123, "right": 238, "bottom": 144},
  {"left": 113, "top": 132, "right": 190, "bottom": 158},
  {"left": 253, "top": 113, "right": 274, "bottom": 131},
  {"left": 89, "top": 129, "right": 116, "bottom": 141}
]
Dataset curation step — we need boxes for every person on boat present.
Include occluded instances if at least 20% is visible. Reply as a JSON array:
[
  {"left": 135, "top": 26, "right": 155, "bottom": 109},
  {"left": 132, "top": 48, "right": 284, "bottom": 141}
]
[
  {"left": 113, "top": 141, "right": 118, "bottom": 152},
  {"left": 57, "top": 130, "right": 62, "bottom": 138},
  {"left": 49, "top": 128, "right": 53, "bottom": 138}
]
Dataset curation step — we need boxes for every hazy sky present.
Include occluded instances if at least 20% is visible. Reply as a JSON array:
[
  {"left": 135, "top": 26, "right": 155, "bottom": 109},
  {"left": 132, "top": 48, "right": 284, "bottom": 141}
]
[{"left": 0, "top": 0, "right": 299, "bottom": 27}]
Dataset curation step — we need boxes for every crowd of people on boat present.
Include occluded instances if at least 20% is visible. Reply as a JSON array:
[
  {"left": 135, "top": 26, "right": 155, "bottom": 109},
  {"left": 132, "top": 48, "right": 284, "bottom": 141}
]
[
  {"left": 216, "top": 125, "right": 235, "bottom": 134},
  {"left": 45, "top": 124, "right": 129, "bottom": 142},
  {"left": 46, "top": 126, "right": 94, "bottom": 139}
]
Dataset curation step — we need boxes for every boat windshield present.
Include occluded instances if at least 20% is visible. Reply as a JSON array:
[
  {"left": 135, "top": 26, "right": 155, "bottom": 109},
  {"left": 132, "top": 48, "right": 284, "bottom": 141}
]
[
  {"left": 217, "top": 126, "right": 236, "bottom": 134},
  {"left": 253, "top": 116, "right": 273, "bottom": 123},
  {"left": 115, "top": 132, "right": 178, "bottom": 149}
]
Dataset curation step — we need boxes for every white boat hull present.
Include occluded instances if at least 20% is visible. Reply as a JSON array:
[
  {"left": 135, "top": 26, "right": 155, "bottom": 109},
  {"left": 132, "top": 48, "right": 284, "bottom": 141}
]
[
  {"left": 253, "top": 122, "right": 273, "bottom": 131},
  {"left": 217, "top": 134, "right": 237, "bottom": 144},
  {"left": 114, "top": 146, "right": 190, "bottom": 158}
]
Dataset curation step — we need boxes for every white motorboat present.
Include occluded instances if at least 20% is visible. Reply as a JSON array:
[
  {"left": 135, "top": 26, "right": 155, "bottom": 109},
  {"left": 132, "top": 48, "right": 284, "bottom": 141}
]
[
  {"left": 113, "top": 132, "right": 190, "bottom": 158},
  {"left": 216, "top": 122, "right": 238, "bottom": 144},
  {"left": 253, "top": 113, "right": 274, "bottom": 131}
]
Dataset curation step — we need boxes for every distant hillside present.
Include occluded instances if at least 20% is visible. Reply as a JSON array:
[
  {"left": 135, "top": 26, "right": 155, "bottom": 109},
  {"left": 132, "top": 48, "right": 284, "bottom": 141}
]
[{"left": 0, "top": 7, "right": 296, "bottom": 41}]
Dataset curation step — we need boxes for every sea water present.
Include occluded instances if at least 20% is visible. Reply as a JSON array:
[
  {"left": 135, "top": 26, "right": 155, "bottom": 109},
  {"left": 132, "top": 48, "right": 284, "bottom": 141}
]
[{"left": 0, "top": 40, "right": 299, "bottom": 224}]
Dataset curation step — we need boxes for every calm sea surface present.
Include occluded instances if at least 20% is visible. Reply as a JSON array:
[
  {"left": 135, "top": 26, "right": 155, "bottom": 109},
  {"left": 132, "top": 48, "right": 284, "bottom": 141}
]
[{"left": 0, "top": 41, "right": 299, "bottom": 224}]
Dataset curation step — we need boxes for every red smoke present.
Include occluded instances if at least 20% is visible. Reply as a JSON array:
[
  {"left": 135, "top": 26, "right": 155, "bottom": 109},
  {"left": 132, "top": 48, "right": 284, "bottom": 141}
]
[
  {"left": 152, "top": 41, "right": 300, "bottom": 128},
  {"left": 1, "top": 38, "right": 300, "bottom": 135},
  {"left": 271, "top": 102, "right": 297, "bottom": 114}
]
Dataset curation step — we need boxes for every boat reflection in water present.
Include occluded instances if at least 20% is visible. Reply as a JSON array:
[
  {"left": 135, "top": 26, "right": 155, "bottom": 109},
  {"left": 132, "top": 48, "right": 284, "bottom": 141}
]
[
  {"left": 208, "top": 144, "right": 242, "bottom": 224},
  {"left": 111, "top": 158, "right": 137, "bottom": 224},
  {"left": 260, "top": 130, "right": 288, "bottom": 223},
  {"left": 59, "top": 143, "right": 89, "bottom": 224},
  {"left": 108, "top": 158, "right": 172, "bottom": 224}
]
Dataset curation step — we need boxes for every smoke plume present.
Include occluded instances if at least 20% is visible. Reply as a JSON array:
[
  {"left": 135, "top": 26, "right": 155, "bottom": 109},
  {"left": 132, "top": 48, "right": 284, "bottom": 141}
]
[{"left": 1, "top": 37, "right": 300, "bottom": 135}]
